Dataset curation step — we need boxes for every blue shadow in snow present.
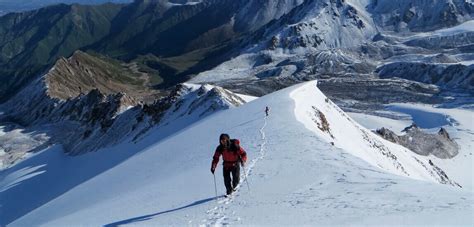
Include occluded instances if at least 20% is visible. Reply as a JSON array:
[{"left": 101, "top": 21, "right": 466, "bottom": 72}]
[
  {"left": 103, "top": 196, "right": 223, "bottom": 227},
  {"left": 0, "top": 106, "right": 214, "bottom": 226},
  {"left": 386, "top": 105, "right": 454, "bottom": 129}
]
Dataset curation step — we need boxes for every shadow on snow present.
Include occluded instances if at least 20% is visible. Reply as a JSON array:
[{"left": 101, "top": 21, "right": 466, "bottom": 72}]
[{"left": 103, "top": 196, "right": 223, "bottom": 227}]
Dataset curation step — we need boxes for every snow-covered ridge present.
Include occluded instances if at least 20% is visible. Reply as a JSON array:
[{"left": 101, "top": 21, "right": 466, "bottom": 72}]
[
  {"left": 162, "top": 83, "right": 246, "bottom": 122},
  {"left": 2, "top": 80, "right": 470, "bottom": 226},
  {"left": 292, "top": 81, "right": 459, "bottom": 186}
]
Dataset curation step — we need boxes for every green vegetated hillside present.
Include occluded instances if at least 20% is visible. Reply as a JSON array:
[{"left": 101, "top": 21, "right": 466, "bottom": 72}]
[
  {"left": 0, "top": 0, "right": 244, "bottom": 102},
  {"left": 0, "top": 3, "right": 124, "bottom": 100},
  {"left": 45, "top": 50, "right": 164, "bottom": 102}
]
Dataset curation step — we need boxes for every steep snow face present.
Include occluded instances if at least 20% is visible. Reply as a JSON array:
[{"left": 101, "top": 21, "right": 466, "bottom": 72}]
[
  {"left": 2, "top": 80, "right": 471, "bottom": 226},
  {"left": 161, "top": 83, "right": 246, "bottom": 123},
  {"left": 132, "top": 83, "right": 248, "bottom": 143},
  {"left": 234, "top": 0, "right": 305, "bottom": 32},
  {"left": 292, "top": 82, "right": 459, "bottom": 185},
  {"left": 248, "top": 0, "right": 376, "bottom": 52}
]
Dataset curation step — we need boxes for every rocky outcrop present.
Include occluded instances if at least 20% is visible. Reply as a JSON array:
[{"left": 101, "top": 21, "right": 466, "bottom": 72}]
[
  {"left": 132, "top": 83, "right": 246, "bottom": 141},
  {"left": 0, "top": 80, "right": 246, "bottom": 163},
  {"left": 376, "top": 124, "right": 459, "bottom": 159},
  {"left": 46, "top": 51, "right": 159, "bottom": 102},
  {"left": 0, "top": 51, "right": 151, "bottom": 126}
]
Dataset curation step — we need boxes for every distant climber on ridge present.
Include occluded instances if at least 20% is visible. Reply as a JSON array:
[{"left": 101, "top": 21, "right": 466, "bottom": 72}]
[
  {"left": 211, "top": 133, "right": 247, "bottom": 195},
  {"left": 265, "top": 106, "right": 270, "bottom": 117}
]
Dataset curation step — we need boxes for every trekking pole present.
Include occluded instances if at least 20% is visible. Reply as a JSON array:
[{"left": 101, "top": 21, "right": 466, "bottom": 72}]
[
  {"left": 213, "top": 173, "right": 218, "bottom": 200},
  {"left": 241, "top": 163, "right": 251, "bottom": 191}
]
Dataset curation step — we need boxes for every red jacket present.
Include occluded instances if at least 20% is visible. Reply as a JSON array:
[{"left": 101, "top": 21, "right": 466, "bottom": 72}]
[{"left": 212, "top": 139, "right": 247, "bottom": 169}]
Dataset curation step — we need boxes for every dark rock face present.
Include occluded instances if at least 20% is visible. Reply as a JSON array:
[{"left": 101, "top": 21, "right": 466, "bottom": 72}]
[
  {"left": 369, "top": 0, "right": 474, "bottom": 32},
  {"left": 377, "top": 62, "right": 474, "bottom": 92},
  {"left": 405, "top": 32, "right": 474, "bottom": 49},
  {"left": 376, "top": 124, "right": 459, "bottom": 159},
  {"left": 428, "top": 159, "right": 462, "bottom": 187}
]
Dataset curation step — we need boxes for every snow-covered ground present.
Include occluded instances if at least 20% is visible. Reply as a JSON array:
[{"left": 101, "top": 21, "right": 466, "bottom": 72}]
[
  {"left": 459, "top": 60, "right": 474, "bottom": 66},
  {"left": 0, "top": 123, "right": 50, "bottom": 170},
  {"left": 1, "top": 81, "right": 472, "bottom": 226}
]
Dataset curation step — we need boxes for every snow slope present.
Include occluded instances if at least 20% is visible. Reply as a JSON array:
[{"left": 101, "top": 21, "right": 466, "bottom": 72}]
[
  {"left": 348, "top": 104, "right": 474, "bottom": 190},
  {"left": 386, "top": 103, "right": 474, "bottom": 190},
  {"left": 1, "top": 81, "right": 472, "bottom": 226},
  {"left": 291, "top": 82, "right": 457, "bottom": 184}
]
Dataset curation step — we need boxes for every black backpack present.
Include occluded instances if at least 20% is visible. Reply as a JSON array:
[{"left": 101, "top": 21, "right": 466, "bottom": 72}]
[{"left": 229, "top": 139, "right": 240, "bottom": 152}]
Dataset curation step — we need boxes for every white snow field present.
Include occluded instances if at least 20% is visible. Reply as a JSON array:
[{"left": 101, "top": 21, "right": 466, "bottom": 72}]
[{"left": 1, "top": 81, "right": 472, "bottom": 226}]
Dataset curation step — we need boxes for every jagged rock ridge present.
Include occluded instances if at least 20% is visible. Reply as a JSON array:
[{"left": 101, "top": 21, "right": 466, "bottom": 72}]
[{"left": 376, "top": 124, "right": 459, "bottom": 159}]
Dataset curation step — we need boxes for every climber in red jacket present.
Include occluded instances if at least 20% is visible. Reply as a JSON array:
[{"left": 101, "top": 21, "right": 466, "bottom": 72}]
[{"left": 211, "top": 133, "right": 247, "bottom": 195}]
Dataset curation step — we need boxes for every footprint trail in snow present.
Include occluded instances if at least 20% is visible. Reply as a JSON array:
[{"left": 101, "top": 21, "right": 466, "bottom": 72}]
[{"left": 203, "top": 115, "right": 268, "bottom": 226}]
